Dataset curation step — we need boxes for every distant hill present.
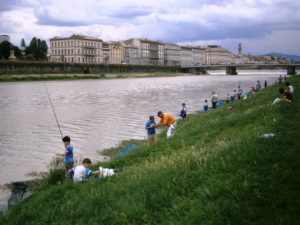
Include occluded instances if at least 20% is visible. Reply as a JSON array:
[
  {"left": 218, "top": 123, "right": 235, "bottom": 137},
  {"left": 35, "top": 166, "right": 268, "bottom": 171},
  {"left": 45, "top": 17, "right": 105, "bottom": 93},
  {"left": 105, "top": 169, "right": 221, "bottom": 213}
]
[{"left": 262, "top": 52, "right": 300, "bottom": 62}]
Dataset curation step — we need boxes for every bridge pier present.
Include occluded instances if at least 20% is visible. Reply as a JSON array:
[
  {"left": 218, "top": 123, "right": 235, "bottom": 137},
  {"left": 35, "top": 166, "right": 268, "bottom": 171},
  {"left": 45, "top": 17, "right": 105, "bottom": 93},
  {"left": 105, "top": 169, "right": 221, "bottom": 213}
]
[
  {"left": 196, "top": 67, "right": 207, "bottom": 75},
  {"left": 287, "top": 66, "right": 296, "bottom": 75},
  {"left": 226, "top": 66, "right": 238, "bottom": 75},
  {"left": 180, "top": 67, "right": 207, "bottom": 74}
]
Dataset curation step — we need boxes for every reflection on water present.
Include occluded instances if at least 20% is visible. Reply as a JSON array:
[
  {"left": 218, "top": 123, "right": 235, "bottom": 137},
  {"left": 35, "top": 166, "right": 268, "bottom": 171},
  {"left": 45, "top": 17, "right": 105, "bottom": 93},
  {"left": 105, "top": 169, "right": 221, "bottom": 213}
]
[{"left": 0, "top": 70, "right": 286, "bottom": 185}]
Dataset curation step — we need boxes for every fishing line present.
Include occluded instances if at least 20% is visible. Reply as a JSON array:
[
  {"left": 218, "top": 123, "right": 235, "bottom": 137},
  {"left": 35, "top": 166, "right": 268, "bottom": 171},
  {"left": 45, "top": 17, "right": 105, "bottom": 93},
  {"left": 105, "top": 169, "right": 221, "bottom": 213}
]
[{"left": 44, "top": 83, "right": 63, "bottom": 139}]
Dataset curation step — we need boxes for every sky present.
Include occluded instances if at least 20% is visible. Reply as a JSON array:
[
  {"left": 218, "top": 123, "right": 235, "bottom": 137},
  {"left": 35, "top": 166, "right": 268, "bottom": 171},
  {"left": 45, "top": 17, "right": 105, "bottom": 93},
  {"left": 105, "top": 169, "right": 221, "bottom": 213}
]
[{"left": 0, "top": 0, "right": 300, "bottom": 55}]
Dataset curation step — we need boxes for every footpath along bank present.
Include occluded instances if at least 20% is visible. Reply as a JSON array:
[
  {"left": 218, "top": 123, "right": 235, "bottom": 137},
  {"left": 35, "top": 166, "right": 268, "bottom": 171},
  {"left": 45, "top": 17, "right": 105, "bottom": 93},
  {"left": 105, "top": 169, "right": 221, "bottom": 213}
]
[{"left": 0, "top": 76, "right": 299, "bottom": 225}]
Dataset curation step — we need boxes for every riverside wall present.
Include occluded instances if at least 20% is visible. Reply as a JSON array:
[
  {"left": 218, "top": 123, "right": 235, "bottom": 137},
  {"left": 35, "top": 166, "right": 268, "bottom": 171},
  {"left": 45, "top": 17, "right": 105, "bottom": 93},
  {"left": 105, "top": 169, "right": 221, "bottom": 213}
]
[{"left": 0, "top": 61, "right": 180, "bottom": 75}]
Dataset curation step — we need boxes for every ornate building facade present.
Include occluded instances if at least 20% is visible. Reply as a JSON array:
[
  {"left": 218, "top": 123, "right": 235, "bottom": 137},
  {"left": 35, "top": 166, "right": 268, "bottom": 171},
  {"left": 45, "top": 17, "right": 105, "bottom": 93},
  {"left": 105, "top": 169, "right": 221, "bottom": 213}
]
[
  {"left": 164, "top": 42, "right": 181, "bottom": 66},
  {"left": 204, "top": 45, "right": 233, "bottom": 64},
  {"left": 123, "top": 38, "right": 164, "bottom": 65},
  {"left": 49, "top": 34, "right": 103, "bottom": 64}
]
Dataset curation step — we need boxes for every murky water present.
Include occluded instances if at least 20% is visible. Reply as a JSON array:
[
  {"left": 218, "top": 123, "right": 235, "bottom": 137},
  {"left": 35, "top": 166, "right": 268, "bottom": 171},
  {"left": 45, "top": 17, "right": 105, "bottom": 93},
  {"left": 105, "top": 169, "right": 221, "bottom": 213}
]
[{"left": 0, "top": 70, "right": 288, "bottom": 209}]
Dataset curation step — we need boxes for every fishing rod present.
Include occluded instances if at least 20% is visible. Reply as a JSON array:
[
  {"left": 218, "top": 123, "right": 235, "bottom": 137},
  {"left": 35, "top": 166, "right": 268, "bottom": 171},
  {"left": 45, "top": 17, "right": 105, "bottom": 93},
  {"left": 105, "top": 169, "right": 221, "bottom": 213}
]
[{"left": 44, "top": 83, "right": 63, "bottom": 139}]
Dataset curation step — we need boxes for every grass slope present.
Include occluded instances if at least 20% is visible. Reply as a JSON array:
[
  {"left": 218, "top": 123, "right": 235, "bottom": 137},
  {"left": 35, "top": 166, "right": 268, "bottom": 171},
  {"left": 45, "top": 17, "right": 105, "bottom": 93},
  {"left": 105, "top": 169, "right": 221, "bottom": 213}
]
[{"left": 0, "top": 77, "right": 299, "bottom": 225}]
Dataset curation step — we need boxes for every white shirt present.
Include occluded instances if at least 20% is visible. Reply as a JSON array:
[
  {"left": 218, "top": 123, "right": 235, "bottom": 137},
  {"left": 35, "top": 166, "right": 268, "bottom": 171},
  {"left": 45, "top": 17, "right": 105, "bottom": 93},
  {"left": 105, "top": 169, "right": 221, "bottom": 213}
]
[
  {"left": 288, "top": 85, "right": 294, "bottom": 93},
  {"left": 212, "top": 94, "right": 218, "bottom": 102},
  {"left": 73, "top": 165, "right": 92, "bottom": 182}
]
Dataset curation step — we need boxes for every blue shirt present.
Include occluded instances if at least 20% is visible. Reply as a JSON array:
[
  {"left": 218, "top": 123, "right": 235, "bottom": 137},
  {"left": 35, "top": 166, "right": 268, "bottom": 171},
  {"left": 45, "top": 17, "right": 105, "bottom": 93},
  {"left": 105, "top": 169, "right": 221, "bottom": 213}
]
[
  {"left": 145, "top": 121, "right": 156, "bottom": 136},
  {"left": 204, "top": 103, "right": 208, "bottom": 111},
  {"left": 180, "top": 107, "right": 187, "bottom": 119},
  {"left": 64, "top": 145, "right": 74, "bottom": 163}
]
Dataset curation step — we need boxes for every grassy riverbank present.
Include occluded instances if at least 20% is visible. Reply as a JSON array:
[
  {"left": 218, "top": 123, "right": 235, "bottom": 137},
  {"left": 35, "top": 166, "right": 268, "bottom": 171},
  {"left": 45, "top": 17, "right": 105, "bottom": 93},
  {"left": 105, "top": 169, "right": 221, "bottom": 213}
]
[
  {"left": 1, "top": 76, "right": 299, "bottom": 225},
  {"left": 0, "top": 72, "right": 182, "bottom": 82}
]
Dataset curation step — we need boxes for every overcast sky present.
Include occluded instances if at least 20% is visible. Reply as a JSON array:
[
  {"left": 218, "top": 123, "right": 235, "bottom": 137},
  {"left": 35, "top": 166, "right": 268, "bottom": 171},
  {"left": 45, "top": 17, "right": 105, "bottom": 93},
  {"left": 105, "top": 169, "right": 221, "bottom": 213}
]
[{"left": 0, "top": 0, "right": 300, "bottom": 55}]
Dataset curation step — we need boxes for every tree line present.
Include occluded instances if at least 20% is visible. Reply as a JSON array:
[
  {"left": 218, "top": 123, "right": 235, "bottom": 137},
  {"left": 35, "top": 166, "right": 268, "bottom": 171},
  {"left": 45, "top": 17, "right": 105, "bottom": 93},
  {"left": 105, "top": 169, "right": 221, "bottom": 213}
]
[{"left": 0, "top": 37, "right": 48, "bottom": 61}]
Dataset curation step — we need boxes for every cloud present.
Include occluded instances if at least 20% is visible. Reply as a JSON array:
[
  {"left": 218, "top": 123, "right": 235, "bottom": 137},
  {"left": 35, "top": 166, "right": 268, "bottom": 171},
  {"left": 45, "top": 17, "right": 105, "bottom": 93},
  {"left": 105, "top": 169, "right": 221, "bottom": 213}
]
[
  {"left": 0, "top": 0, "right": 300, "bottom": 55},
  {"left": 0, "top": 0, "right": 33, "bottom": 11}
]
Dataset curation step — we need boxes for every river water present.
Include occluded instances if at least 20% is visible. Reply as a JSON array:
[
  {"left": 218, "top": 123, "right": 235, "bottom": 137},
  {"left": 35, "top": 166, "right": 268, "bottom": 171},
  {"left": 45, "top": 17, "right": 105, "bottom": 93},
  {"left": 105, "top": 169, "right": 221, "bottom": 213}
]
[{"left": 0, "top": 70, "right": 288, "bottom": 209}]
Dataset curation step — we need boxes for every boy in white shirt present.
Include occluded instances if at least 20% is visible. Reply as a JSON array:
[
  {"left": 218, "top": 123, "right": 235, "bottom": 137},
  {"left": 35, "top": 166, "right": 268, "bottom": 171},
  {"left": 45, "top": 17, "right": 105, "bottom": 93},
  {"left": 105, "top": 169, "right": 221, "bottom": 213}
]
[{"left": 71, "top": 158, "right": 100, "bottom": 182}]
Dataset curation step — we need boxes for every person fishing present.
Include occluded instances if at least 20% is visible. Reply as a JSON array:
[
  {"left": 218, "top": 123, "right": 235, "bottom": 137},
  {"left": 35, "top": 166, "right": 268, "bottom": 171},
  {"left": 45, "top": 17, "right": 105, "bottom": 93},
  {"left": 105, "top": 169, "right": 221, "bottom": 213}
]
[
  {"left": 56, "top": 136, "right": 74, "bottom": 178},
  {"left": 45, "top": 83, "right": 74, "bottom": 178}
]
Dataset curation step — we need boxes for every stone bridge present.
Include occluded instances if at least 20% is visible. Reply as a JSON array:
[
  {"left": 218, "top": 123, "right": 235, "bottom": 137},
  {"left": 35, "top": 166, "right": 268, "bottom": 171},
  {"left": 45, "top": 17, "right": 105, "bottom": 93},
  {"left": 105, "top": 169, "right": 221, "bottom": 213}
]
[{"left": 181, "top": 63, "right": 300, "bottom": 75}]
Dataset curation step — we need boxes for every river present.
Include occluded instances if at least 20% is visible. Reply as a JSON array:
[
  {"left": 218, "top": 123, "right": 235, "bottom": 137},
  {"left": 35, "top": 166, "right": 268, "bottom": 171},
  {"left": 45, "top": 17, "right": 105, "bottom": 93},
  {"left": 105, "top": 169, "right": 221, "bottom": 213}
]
[{"left": 0, "top": 70, "right": 289, "bottom": 209}]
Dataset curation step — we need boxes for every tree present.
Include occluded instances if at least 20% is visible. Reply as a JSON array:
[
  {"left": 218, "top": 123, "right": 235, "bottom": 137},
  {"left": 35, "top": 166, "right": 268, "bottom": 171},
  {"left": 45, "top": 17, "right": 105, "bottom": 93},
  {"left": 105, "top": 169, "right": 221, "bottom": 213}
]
[
  {"left": 25, "top": 37, "right": 48, "bottom": 60},
  {"left": 13, "top": 46, "right": 23, "bottom": 59},
  {"left": 0, "top": 41, "right": 13, "bottom": 60}
]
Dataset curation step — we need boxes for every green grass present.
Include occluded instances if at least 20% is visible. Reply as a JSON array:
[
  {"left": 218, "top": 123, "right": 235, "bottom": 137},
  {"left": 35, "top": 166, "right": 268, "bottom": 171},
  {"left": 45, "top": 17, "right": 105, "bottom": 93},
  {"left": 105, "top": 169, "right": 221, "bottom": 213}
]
[{"left": 0, "top": 76, "right": 299, "bottom": 225}]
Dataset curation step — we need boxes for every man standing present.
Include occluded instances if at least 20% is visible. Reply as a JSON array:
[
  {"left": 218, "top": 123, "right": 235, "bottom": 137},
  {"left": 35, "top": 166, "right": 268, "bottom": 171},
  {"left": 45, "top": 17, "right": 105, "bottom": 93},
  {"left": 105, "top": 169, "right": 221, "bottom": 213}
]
[
  {"left": 211, "top": 91, "right": 218, "bottom": 109},
  {"left": 145, "top": 115, "right": 156, "bottom": 144},
  {"left": 156, "top": 111, "right": 176, "bottom": 139}
]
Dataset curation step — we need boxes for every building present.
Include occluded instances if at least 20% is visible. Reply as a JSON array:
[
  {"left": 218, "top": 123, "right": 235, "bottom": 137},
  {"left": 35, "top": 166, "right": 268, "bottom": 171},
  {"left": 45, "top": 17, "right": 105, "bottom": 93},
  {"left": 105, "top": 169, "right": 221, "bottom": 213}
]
[
  {"left": 232, "top": 54, "right": 250, "bottom": 64},
  {"left": 163, "top": 42, "right": 181, "bottom": 66},
  {"left": 47, "top": 34, "right": 241, "bottom": 66},
  {"left": 0, "top": 35, "right": 10, "bottom": 43},
  {"left": 123, "top": 44, "right": 139, "bottom": 64},
  {"left": 102, "top": 41, "right": 125, "bottom": 64},
  {"left": 123, "top": 38, "right": 164, "bottom": 65},
  {"left": 49, "top": 34, "right": 103, "bottom": 63},
  {"left": 192, "top": 46, "right": 206, "bottom": 65},
  {"left": 180, "top": 46, "right": 193, "bottom": 66},
  {"left": 102, "top": 42, "right": 110, "bottom": 64},
  {"left": 108, "top": 41, "right": 124, "bottom": 64},
  {"left": 204, "top": 45, "right": 233, "bottom": 64}
]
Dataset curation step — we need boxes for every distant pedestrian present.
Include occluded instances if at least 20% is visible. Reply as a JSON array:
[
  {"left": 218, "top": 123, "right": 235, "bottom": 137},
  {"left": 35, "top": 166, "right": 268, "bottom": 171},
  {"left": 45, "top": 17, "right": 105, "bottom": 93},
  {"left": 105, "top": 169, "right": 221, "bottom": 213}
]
[
  {"left": 231, "top": 90, "right": 237, "bottom": 102},
  {"left": 203, "top": 99, "right": 209, "bottom": 111},
  {"left": 237, "top": 86, "right": 243, "bottom": 100},
  {"left": 264, "top": 80, "right": 267, "bottom": 88},
  {"left": 156, "top": 111, "right": 176, "bottom": 139},
  {"left": 145, "top": 115, "right": 156, "bottom": 145},
  {"left": 211, "top": 91, "right": 218, "bottom": 109},
  {"left": 250, "top": 87, "right": 255, "bottom": 95},
  {"left": 179, "top": 103, "right": 187, "bottom": 120},
  {"left": 278, "top": 75, "right": 282, "bottom": 84},
  {"left": 256, "top": 80, "right": 261, "bottom": 91},
  {"left": 225, "top": 93, "right": 230, "bottom": 104}
]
